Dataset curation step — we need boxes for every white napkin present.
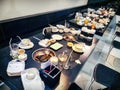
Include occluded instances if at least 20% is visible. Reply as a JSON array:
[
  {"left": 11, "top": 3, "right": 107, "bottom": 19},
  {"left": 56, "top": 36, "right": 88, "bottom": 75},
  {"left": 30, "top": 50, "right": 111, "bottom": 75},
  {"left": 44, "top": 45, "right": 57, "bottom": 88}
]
[
  {"left": 21, "top": 68, "right": 45, "bottom": 90},
  {"left": 7, "top": 60, "right": 25, "bottom": 76}
]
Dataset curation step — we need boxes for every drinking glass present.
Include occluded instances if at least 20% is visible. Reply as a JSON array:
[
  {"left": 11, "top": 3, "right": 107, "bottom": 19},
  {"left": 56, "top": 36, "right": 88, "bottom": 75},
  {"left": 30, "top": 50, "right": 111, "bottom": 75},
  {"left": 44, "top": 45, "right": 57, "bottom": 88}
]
[
  {"left": 50, "top": 56, "right": 58, "bottom": 66},
  {"left": 58, "top": 52, "right": 68, "bottom": 69},
  {"left": 10, "top": 43, "right": 19, "bottom": 59}
]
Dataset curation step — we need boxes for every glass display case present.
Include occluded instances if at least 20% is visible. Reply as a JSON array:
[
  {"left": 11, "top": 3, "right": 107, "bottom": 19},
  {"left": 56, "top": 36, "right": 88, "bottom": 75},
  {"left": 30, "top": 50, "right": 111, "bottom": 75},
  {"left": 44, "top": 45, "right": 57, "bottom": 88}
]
[{"left": 74, "top": 15, "right": 117, "bottom": 89}]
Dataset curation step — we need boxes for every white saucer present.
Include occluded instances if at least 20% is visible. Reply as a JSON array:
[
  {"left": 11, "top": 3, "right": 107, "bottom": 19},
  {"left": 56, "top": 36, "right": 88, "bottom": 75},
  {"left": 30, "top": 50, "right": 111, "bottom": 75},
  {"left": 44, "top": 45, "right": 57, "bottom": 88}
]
[
  {"left": 52, "top": 34, "right": 63, "bottom": 40},
  {"left": 56, "top": 24, "right": 66, "bottom": 29},
  {"left": 38, "top": 39, "right": 51, "bottom": 47},
  {"left": 72, "top": 45, "right": 84, "bottom": 53},
  {"left": 21, "top": 68, "right": 45, "bottom": 90},
  {"left": 18, "top": 42, "right": 34, "bottom": 49}
]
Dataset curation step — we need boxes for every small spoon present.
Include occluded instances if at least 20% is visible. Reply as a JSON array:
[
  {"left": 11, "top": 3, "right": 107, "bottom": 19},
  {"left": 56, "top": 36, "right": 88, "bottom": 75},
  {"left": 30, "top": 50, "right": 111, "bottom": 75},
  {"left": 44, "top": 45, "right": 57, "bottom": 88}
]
[
  {"left": 33, "top": 36, "right": 41, "bottom": 41},
  {"left": 74, "top": 40, "right": 80, "bottom": 43},
  {"left": 16, "top": 36, "right": 22, "bottom": 41},
  {"left": 9, "top": 38, "right": 12, "bottom": 51},
  {"left": 48, "top": 24, "right": 54, "bottom": 27}
]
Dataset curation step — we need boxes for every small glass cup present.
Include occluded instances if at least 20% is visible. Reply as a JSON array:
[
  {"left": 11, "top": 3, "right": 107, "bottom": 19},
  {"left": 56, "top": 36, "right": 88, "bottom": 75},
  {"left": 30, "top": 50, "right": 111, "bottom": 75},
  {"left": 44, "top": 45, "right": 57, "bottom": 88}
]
[
  {"left": 11, "top": 43, "right": 19, "bottom": 51},
  {"left": 10, "top": 43, "right": 19, "bottom": 59},
  {"left": 58, "top": 52, "right": 68, "bottom": 69},
  {"left": 50, "top": 56, "right": 58, "bottom": 66}
]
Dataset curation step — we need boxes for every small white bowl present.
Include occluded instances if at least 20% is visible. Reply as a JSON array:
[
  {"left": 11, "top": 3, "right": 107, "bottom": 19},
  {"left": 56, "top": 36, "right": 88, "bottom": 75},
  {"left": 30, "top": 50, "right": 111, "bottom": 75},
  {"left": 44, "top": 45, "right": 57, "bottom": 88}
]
[
  {"left": 18, "top": 54, "right": 27, "bottom": 61},
  {"left": 26, "top": 70, "right": 36, "bottom": 80}
]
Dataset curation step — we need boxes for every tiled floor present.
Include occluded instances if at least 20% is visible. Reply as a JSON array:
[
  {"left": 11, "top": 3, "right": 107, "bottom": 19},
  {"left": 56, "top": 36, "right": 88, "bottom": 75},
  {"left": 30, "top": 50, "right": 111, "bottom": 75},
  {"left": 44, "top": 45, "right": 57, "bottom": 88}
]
[{"left": 75, "top": 73, "right": 106, "bottom": 90}]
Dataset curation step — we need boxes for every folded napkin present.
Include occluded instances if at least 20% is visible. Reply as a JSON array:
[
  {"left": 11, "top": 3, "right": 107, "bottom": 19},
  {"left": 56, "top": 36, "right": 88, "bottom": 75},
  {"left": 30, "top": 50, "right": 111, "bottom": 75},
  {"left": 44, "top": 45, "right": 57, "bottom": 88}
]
[
  {"left": 7, "top": 60, "right": 25, "bottom": 76},
  {"left": 21, "top": 68, "right": 45, "bottom": 90}
]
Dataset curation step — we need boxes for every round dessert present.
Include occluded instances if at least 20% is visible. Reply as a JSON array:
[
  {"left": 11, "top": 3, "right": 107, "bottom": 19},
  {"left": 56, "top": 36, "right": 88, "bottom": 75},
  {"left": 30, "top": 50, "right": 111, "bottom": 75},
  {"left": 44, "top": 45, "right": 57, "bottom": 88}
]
[
  {"left": 70, "top": 28, "right": 77, "bottom": 35},
  {"left": 18, "top": 54, "right": 27, "bottom": 61},
  {"left": 84, "top": 19, "right": 89, "bottom": 25},
  {"left": 67, "top": 42, "right": 73, "bottom": 47},
  {"left": 91, "top": 23, "right": 96, "bottom": 29},
  {"left": 63, "top": 33, "right": 76, "bottom": 41},
  {"left": 21, "top": 39, "right": 31, "bottom": 46},
  {"left": 52, "top": 34, "right": 63, "bottom": 40},
  {"left": 51, "top": 27, "right": 58, "bottom": 33},
  {"left": 49, "top": 38, "right": 56, "bottom": 43},
  {"left": 70, "top": 28, "right": 75, "bottom": 31},
  {"left": 72, "top": 43, "right": 85, "bottom": 53},
  {"left": 43, "top": 39, "right": 50, "bottom": 45},
  {"left": 38, "top": 39, "right": 51, "bottom": 47},
  {"left": 64, "top": 28, "right": 70, "bottom": 33},
  {"left": 75, "top": 44, "right": 83, "bottom": 50},
  {"left": 59, "top": 29, "right": 64, "bottom": 33},
  {"left": 26, "top": 69, "right": 36, "bottom": 80},
  {"left": 17, "top": 49, "right": 25, "bottom": 54}
]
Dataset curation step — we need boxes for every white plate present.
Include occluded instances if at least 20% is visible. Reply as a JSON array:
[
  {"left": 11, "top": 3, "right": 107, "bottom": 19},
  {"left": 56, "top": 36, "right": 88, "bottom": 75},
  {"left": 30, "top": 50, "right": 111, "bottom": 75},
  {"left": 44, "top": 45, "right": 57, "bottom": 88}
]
[
  {"left": 38, "top": 39, "right": 51, "bottom": 47},
  {"left": 21, "top": 68, "right": 45, "bottom": 90},
  {"left": 51, "top": 26, "right": 59, "bottom": 33},
  {"left": 56, "top": 24, "right": 66, "bottom": 29},
  {"left": 72, "top": 44, "right": 85, "bottom": 53},
  {"left": 7, "top": 60, "right": 25, "bottom": 76},
  {"left": 19, "top": 42, "right": 34, "bottom": 49},
  {"left": 52, "top": 34, "right": 63, "bottom": 40}
]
